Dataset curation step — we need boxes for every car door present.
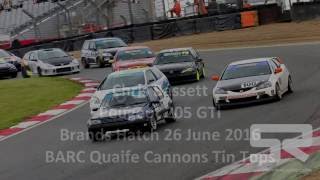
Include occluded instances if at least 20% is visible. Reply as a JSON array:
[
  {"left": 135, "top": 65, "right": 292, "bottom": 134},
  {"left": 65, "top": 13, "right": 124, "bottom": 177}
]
[
  {"left": 148, "top": 87, "right": 167, "bottom": 120},
  {"left": 151, "top": 67, "right": 171, "bottom": 96},
  {"left": 89, "top": 42, "right": 98, "bottom": 63},
  {"left": 81, "top": 41, "right": 89, "bottom": 59},
  {"left": 28, "top": 52, "right": 38, "bottom": 73}
]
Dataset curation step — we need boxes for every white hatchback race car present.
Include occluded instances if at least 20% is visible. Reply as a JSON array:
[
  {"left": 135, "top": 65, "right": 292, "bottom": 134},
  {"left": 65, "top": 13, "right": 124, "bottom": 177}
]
[
  {"left": 21, "top": 48, "right": 80, "bottom": 77},
  {"left": 211, "top": 57, "right": 293, "bottom": 109}
]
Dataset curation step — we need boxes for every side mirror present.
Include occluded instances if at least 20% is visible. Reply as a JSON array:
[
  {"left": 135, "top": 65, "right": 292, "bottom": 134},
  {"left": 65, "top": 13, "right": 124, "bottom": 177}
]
[
  {"left": 150, "top": 99, "right": 160, "bottom": 104},
  {"left": 92, "top": 108, "right": 99, "bottom": 112},
  {"left": 196, "top": 58, "right": 203, "bottom": 62},
  {"left": 31, "top": 59, "right": 37, "bottom": 62},
  {"left": 211, "top": 75, "right": 220, "bottom": 81},
  {"left": 275, "top": 67, "right": 283, "bottom": 74}
]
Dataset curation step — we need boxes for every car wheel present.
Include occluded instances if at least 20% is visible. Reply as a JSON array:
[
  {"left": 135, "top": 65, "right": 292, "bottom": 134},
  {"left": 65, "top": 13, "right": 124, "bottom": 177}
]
[
  {"left": 275, "top": 83, "right": 282, "bottom": 101},
  {"left": 82, "top": 58, "right": 90, "bottom": 69},
  {"left": 37, "top": 67, "right": 43, "bottom": 77},
  {"left": 98, "top": 57, "right": 105, "bottom": 68},
  {"left": 288, "top": 76, "right": 293, "bottom": 93},
  {"left": 11, "top": 72, "right": 17, "bottom": 78},
  {"left": 145, "top": 115, "right": 157, "bottom": 132},
  {"left": 21, "top": 67, "right": 31, "bottom": 78},
  {"left": 89, "top": 130, "right": 105, "bottom": 142},
  {"left": 165, "top": 104, "right": 176, "bottom": 123}
]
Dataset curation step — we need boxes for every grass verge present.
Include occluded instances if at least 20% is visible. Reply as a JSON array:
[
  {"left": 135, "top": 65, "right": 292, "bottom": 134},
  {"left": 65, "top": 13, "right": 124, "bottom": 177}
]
[{"left": 0, "top": 77, "right": 82, "bottom": 130}]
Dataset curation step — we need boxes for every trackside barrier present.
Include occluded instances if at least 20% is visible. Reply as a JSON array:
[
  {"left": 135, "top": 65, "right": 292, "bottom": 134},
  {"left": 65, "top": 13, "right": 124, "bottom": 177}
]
[
  {"left": 291, "top": 2, "right": 320, "bottom": 21},
  {"left": 241, "top": 11, "right": 259, "bottom": 28}
]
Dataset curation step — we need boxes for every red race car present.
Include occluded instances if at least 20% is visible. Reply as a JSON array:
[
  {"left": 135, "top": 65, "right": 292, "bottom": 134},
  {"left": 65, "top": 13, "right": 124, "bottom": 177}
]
[{"left": 112, "top": 46, "right": 156, "bottom": 72}]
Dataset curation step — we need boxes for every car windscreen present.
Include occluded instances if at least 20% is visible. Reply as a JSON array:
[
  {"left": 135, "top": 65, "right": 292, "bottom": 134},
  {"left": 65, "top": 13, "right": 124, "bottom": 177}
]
[
  {"left": 154, "top": 51, "right": 194, "bottom": 65},
  {"left": 0, "top": 50, "right": 11, "bottom": 58},
  {"left": 99, "top": 72, "right": 146, "bottom": 90},
  {"left": 221, "top": 61, "right": 271, "bottom": 80},
  {"left": 95, "top": 39, "right": 127, "bottom": 49},
  {"left": 38, "top": 49, "right": 68, "bottom": 62},
  {"left": 101, "top": 89, "right": 148, "bottom": 108},
  {"left": 117, "top": 48, "right": 154, "bottom": 61}
]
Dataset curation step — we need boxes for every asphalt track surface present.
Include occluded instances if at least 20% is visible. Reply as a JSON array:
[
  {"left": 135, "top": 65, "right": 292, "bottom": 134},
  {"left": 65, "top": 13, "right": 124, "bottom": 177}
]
[{"left": 1, "top": 43, "right": 320, "bottom": 180}]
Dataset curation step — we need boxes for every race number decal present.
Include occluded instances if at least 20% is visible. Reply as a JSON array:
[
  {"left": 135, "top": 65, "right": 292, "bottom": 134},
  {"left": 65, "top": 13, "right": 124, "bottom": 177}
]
[{"left": 241, "top": 81, "right": 258, "bottom": 88}]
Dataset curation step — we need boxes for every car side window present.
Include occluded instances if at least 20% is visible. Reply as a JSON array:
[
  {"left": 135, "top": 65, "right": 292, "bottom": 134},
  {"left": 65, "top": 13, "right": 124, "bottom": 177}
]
[
  {"left": 269, "top": 60, "right": 278, "bottom": 72},
  {"left": 29, "top": 52, "right": 36, "bottom": 61},
  {"left": 153, "top": 86, "right": 164, "bottom": 99},
  {"left": 83, "top": 41, "right": 89, "bottom": 50},
  {"left": 146, "top": 70, "right": 157, "bottom": 84},
  {"left": 89, "top": 42, "right": 95, "bottom": 50},
  {"left": 151, "top": 68, "right": 162, "bottom": 80}
]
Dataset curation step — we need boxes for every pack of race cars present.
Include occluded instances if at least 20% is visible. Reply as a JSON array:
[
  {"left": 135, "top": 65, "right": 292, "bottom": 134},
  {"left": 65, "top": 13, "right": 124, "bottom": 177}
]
[{"left": 0, "top": 37, "right": 294, "bottom": 141}]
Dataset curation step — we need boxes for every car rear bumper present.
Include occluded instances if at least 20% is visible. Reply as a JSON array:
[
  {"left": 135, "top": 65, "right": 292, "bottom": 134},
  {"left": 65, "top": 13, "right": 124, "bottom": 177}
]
[{"left": 165, "top": 72, "right": 197, "bottom": 83}]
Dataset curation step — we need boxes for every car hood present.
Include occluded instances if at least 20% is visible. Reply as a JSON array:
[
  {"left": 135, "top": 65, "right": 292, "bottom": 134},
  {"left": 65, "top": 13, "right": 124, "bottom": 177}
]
[
  {"left": 155, "top": 62, "right": 195, "bottom": 72},
  {"left": 117, "top": 58, "right": 155, "bottom": 68},
  {"left": 43, "top": 57, "right": 73, "bottom": 66},
  {"left": 92, "top": 104, "right": 146, "bottom": 119},
  {"left": 216, "top": 75, "right": 271, "bottom": 91}
]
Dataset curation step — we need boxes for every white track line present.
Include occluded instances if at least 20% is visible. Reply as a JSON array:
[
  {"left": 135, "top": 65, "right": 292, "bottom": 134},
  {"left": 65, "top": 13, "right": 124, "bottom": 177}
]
[
  {"left": 11, "top": 121, "right": 41, "bottom": 129},
  {"left": 61, "top": 100, "right": 86, "bottom": 105},
  {"left": 39, "top": 109, "right": 67, "bottom": 116}
]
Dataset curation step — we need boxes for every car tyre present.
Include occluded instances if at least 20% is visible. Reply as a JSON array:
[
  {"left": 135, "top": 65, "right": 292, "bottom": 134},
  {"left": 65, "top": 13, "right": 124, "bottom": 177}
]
[
  {"left": 98, "top": 57, "right": 105, "bottom": 68},
  {"left": 165, "top": 104, "right": 176, "bottom": 123},
  {"left": 37, "top": 67, "right": 43, "bottom": 77},
  {"left": 275, "top": 83, "right": 282, "bottom": 101},
  {"left": 21, "top": 67, "right": 31, "bottom": 78},
  {"left": 288, "top": 76, "right": 293, "bottom": 93},
  {"left": 11, "top": 72, "right": 17, "bottom": 78},
  {"left": 201, "top": 67, "right": 205, "bottom": 78},
  {"left": 82, "top": 58, "right": 90, "bottom": 69},
  {"left": 145, "top": 115, "right": 158, "bottom": 132}
]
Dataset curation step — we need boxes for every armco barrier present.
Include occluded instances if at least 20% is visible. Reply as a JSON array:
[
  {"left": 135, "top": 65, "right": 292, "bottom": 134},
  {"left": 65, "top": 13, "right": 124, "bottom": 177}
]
[
  {"left": 215, "top": 13, "right": 241, "bottom": 31},
  {"left": 241, "top": 11, "right": 259, "bottom": 28},
  {"left": 292, "top": 2, "right": 320, "bottom": 21},
  {"left": 195, "top": 16, "right": 217, "bottom": 33}
]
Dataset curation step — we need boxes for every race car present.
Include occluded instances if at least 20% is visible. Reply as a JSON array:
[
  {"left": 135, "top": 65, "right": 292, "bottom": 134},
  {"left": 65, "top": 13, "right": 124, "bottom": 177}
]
[
  {"left": 211, "top": 57, "right": 293, "bottom": 109},
  {"left": 90, "top": 67, "right": 171, "bottom": 113},
  {"left": 0, "top": 59, "right": 18, "bottom": 78},
  {"left": 112, "top": 46, "right": 156, "bottom": 72},
  {"left": 81, "top": 37, "right": 128, "bottom": 68},
  {"left": 21, "top": 48, "right": 80, "bottom": 77},
  {"left": 0, "top": 49, "right": 22, "bottom": 71},
  {"left": 153, "top": 47, "right": 205, "bottom": 83},
  {"left": 87, "top": 86, "right": 175, "bottom": 142}
]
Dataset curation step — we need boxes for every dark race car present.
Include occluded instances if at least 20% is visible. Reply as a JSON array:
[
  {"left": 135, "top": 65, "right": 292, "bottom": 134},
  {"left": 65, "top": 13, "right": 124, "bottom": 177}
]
[
  {"left": 87, "top": 86, "right": 175, "bottom": 142},
  {"left": 153, "top": 47, "right": 205, "bottom": 83},
  {"left": 0, "top": 49, "right": 22, "bottom": 71},
  {"left": 0, "top": 59, "right": 18, "bottom": 79}
]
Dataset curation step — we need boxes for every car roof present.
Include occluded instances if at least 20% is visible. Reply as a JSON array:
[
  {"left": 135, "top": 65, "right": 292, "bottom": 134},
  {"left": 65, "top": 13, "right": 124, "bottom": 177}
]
[
  {"left": 87, "top": 37, "right": 121, "bottom": 42},
  {"left": 159, "top": 47, "right": 193, "bottom": 53},
  {"left": 101, "top": 85, "right": 149, "bottom": 94},
  {"left": 109, "top": 67, "right": 150, "bottom": 76},
  {"left": 116, "top": 46, "right": 151, "bottom": 52},
  {"left": 229, "top": 57, "right": 276, "bottom": 65}
]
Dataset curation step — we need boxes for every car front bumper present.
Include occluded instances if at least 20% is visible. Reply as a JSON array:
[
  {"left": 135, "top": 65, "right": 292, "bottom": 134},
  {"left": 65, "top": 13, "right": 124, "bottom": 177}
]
[
  {"left": 88, "top": 119, "right": 150, "bottom": 133},
  {"left": 213, "top": 87, "right": 276, "bottom": 106},
  {"left": 164, "top": 71, "right": 197, "bottom": 83},
  {"left": 41, "top": 65, "right": 80, "bottom": 76}
]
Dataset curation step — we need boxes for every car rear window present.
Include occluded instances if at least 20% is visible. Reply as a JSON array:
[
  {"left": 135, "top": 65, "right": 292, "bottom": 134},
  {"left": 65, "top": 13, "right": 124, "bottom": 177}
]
[
  {"left": 154, "top": 50, "right": 194, "bottom": 64},
  {"left": 99, "top": 72, "right": 146, "bottom": 90},
  {"left": 221, "top": 61, "right": 271, "bottom": 80},
  {"left": 117, "top": 48, "right": 154, "bottom": 61}
]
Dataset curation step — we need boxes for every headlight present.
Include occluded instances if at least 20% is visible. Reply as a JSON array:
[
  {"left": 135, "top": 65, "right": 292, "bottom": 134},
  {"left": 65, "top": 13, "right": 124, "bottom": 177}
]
[
  {"left": 256, "top": 81, "right": 272, "bottom": 90},
  {"left": 72, "top": 60, "right": 79, "bottom": 65},
  {"left": 128, "top": 113, "right": 144, "bottom": 121},
  {"left": 44, "top": 63, "right": 55, "bottom": 69},
  {"left": 8, "top": 64, "right": 16, "bottom": 70},
  {"left": 215, "top": 88, "right": 228, "bottom": 94},
  {"left": 181, "top": 67, "right": 195, "bottom": 74},
  {"left": 87, "top": 119, "right": 101, "bottom": 126}
]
